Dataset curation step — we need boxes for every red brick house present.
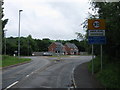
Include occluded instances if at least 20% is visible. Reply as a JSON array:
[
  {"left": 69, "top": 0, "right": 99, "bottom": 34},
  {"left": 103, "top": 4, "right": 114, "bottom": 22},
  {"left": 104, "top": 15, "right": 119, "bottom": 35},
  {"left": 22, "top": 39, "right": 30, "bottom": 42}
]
[
  {"left": 64, "top": 43, "right": 78, "bottom": 55},
  {"left": 48, "top": 42, "right": 65, "bottom": 54},
  {"left": 48, "top": 42, "right": 79, "bottom": 55}
]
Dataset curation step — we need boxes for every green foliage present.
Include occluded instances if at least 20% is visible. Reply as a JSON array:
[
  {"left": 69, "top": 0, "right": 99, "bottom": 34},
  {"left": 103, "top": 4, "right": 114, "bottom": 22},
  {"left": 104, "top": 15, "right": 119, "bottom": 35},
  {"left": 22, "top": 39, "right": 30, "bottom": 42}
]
[
  {"left": 2, "top": 19, "right": 8, "bottom": 30},
  {"left": 88, "top": 56, "right": 120, "bottom": 88},
  {"left": 5, "top": 36, "right": 54, "bottom": 56},
  {"left": 6, "top": 37, "right": 18, "bottom": 55},
  {"left": 96, "top": 64, "right": 119, "bottom": 88},
  {"left": 88, "top": 2, "right": 120, "bottom": 60},
  {"left": 35, "top": 38, "right": 53, "bottom": 52},
  {"left": 86, "top": 3, "right": 120, "bottom": 88},
  {"left": 5, "top": 35, "right": 86, "bottom": 56},
  {"left": 2, "top": 8, "right": 9, "bottom": 38},
  {"left": 82, "top": 2, "right": 120, "bottom": 58},
  {"left": 2, "top": 55, "right": 31, "bottom": 67},
  {"left": 5, "top": 36, "right": 36, "bottom": 56},
  {"left": 88, "top": 56, "right": 101, "bottom": 73},
  {"left": 1, "top": 1, "right": 9, "bottom": 55}
]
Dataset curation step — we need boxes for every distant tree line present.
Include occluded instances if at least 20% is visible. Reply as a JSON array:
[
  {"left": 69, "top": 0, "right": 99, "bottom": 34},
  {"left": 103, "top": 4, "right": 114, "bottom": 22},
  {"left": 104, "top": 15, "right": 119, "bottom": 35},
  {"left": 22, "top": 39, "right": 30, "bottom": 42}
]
[{"left": 3, "top": 35, "right": 86, "bottom": 56}]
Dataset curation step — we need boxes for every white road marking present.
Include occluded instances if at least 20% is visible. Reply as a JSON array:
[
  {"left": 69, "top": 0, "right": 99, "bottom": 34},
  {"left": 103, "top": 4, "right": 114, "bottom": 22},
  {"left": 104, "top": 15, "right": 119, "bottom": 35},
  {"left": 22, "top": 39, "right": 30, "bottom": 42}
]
[
  {"left": 26, "top": 75, "right": 29, "bottom": 77},
  {"left": 5, "top": 81, "right": 19, "bottom": 90},
  {"left": 25, "top": 72, "right": 34, "bottom": 78},
  {"left": 72, "top": 74, "right": 77, "bottom": 88},
  {"left": 71, "top": 66, "right": 77, "bottom": 88},
  {"left": 31, "top": 72, "right": 34, "bottom": 74}
]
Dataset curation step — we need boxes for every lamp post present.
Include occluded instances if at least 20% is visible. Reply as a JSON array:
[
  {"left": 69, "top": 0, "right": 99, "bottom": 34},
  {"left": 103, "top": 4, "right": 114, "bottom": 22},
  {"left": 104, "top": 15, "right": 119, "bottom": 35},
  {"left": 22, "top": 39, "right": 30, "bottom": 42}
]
[{"left": 18, "top": 10, "right": 23, "bottom": 58}]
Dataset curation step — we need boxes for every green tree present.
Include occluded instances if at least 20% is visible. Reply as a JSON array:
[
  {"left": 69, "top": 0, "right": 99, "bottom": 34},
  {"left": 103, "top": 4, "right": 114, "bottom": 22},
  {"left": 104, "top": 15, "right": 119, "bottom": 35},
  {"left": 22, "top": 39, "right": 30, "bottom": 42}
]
[
  {"left": 86, "top": 1, "right": 120, "bottom": 88},
  {"left": 89, "top": 1, "right": 120, "bottom": 60},
  {"left": 26, "top": 35, "right": 38, "bottom": 55},
  {"left": 41, "top": 38, "right": 52, "bottom": 51},
  {"left": 6, "top": 37, "right": 17, "bottom": 55},
  {"left": 75, "top": 32, "right": 90, "bottom": 52},
  {"left": 1, "top": 1, "right": 8, "bottom": 54},
  {"left": 82, "top": 1, "right": 120, "bottom": 58}
]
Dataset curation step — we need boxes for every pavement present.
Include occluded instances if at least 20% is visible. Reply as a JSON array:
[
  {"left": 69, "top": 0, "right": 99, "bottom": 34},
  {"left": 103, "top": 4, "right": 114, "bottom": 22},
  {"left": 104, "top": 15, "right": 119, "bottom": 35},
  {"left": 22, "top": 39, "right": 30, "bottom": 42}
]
[{"left": 74, "top": 62, "right": 104, "bottom": 88}]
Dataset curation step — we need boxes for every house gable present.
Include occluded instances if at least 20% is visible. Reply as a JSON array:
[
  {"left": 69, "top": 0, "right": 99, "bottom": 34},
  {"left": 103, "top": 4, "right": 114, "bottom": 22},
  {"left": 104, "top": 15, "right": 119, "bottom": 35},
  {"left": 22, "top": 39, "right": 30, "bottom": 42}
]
[
  {"left": 48, "top": 42, "right": 65, "bottom": 53},
  {"left": 48, "top": 42, "right": 79, "bottom": 55},
  {"left": 65, "top": 43, "right": 79, "bottom": 55},
  {"left": 48, "top": 42, "right": 56, "bottom": 52}
]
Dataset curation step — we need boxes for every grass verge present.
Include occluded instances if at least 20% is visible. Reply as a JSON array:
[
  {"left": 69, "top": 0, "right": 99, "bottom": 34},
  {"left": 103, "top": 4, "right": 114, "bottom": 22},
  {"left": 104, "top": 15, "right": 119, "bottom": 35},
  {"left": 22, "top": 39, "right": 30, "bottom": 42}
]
[
  {"left": 88, "top": 56, "right": 120, "bottom": 88},
  {"left": 1, "top": 55, "right": 31, "bottom": 67}
]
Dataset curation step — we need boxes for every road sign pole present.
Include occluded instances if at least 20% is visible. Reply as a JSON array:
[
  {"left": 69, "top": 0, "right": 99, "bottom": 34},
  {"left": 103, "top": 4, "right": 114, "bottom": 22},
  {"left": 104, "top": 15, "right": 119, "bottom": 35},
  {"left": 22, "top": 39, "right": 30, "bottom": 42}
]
[
  {"left": 92, "top": 44, "right": 94, "bottom": 75},
  {"left": 100, "top": 45, "right": 103, "bottom": 71},
  {"left": 88, "top": 19, "right": 105, "bottom": 73}
]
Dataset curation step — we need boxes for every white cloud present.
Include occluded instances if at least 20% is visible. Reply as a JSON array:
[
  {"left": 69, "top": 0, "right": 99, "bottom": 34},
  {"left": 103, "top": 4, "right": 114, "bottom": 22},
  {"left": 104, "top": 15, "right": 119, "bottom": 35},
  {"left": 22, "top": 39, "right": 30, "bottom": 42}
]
[{"left": 3, "top": 0, "right": 90, "bottom": 40}]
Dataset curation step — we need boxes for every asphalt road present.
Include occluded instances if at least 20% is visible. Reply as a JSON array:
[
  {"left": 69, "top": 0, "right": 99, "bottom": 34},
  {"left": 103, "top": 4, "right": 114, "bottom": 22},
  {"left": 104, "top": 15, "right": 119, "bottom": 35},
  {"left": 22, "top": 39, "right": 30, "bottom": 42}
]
[
  {"left": 2, "top": 56, "right": 50, "bottom": 89},
  {"left": 2, "top": 56, "right": 92, "bottom": 89}
]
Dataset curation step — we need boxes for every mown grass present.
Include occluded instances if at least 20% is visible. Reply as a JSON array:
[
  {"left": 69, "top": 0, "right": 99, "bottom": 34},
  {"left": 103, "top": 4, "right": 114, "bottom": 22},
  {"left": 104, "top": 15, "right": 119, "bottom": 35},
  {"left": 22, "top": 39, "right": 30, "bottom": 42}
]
[
  {"left": 88, "top": 56, "right": 120, "bottom": 88},
  {"left": 1, "top": 55, "right": 31, "bottom": 67}
]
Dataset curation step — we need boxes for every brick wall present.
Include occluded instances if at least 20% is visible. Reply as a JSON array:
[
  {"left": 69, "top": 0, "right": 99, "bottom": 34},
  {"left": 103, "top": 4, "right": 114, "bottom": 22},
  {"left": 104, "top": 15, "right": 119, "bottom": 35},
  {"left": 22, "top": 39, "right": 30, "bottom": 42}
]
[{"left": 48, "top": 43, "right": 56, "bottom": 52}]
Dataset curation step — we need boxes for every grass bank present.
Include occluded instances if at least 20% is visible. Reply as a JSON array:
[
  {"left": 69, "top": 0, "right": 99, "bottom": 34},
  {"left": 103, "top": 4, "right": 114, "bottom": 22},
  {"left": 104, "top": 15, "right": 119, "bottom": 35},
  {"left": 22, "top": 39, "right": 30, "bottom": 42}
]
[
  {"left": 88, "top": 56, "right": 120, "bottom": 88},
  {"left": 1, "top": 55, "right": 31, "bottom": 67}
]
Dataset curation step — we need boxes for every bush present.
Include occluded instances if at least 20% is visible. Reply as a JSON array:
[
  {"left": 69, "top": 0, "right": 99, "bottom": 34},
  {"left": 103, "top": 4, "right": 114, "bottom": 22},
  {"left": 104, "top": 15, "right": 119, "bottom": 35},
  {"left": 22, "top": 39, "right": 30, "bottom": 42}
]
[
  {"left": 88, "top": 56, "right": 101, "bottom": 73},
  {"left": 88, "top": 56, "right": 120, "bottom": 88},
  {"left": 96, "top": 64, "right": 119, "bottom": 88}
]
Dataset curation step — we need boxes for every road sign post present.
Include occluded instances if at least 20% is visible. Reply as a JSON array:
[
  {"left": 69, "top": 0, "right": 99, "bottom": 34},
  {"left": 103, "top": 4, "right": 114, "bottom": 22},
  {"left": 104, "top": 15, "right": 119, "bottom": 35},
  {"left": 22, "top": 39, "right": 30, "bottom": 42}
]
[
  {"left": 88, "top": 19, "right": 106, "bottom": 74},
  {"left": 92, "top": 44, "right": 94, "bottom": 75},
  {"left": 101, "top": 45, "right": 103, "bottom": 71}
]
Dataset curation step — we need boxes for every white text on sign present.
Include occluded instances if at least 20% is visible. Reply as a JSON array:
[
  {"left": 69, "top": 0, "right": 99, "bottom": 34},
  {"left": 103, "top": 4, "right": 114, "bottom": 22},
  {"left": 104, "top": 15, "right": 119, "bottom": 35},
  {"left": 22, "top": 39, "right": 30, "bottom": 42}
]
[{"left": 88, "top": 30, "right": 105, "bottom": 36}]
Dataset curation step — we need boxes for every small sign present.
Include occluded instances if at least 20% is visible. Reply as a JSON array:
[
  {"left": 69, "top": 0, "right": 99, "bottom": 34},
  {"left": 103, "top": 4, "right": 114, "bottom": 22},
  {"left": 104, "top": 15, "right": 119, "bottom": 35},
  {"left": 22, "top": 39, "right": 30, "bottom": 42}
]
[
  {"left": 88, "top": 30, "right": 105, "bottom": 36},
  {"left": 88, "top": 19, "right": 105, "bottom": 30},
  {"left": 88, "top": 36, "right": 106, "bottom": 44},
  {"left": 93, "top": 21, "right": 100, "bottom": 28}
]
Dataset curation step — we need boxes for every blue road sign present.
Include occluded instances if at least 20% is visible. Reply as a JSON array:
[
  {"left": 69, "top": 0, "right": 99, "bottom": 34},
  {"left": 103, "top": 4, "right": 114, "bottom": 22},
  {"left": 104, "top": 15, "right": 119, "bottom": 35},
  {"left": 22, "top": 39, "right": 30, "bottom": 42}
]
[{"left": 88, "top": 36, "right": 106, "bottom": 44}]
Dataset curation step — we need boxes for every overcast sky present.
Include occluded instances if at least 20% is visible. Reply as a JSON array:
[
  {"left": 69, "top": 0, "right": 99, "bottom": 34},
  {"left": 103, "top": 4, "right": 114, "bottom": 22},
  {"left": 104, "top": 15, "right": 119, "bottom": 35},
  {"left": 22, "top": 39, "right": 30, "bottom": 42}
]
[{"left": 3, "top": 0, "right": 91, "bottom": 40}]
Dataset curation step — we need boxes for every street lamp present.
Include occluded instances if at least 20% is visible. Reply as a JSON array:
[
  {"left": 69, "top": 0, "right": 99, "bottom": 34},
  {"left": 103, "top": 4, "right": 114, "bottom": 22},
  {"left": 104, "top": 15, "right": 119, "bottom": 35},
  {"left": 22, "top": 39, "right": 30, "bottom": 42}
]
[{"left": 18, "top": 10, "right": 23, "bottom": 58}]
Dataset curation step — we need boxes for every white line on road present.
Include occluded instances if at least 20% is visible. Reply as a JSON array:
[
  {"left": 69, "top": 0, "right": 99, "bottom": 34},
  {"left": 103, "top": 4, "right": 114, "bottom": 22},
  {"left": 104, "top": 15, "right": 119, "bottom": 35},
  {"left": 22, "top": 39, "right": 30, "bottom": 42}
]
[
  {"left": 31, "top": 72, "right": 34, "bottom": 74},
  {"left": 25, "top": 71, "right": 34, "bottom": 78},
  {"left": 26, "top": 75, "right": 30, "bottom": 77},
  {"left": 5, "top": 81, "right": 19, "bottom": 90},
  {"left": 71, "top": 66, "right": 77, "bottom": 88}
]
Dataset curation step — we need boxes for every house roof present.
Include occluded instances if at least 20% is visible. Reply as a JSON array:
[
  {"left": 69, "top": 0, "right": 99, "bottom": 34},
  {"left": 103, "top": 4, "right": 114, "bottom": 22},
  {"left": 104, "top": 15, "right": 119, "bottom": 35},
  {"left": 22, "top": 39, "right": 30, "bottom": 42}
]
[
  {"left": 54, "top": 42, "right": 64, "bottom": 46},
  {"left": 65, "top": 43, "right": 78, "bottom": 49},
  {"left": 54, "top": 42, "right": 64, "bottom": 51}
]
